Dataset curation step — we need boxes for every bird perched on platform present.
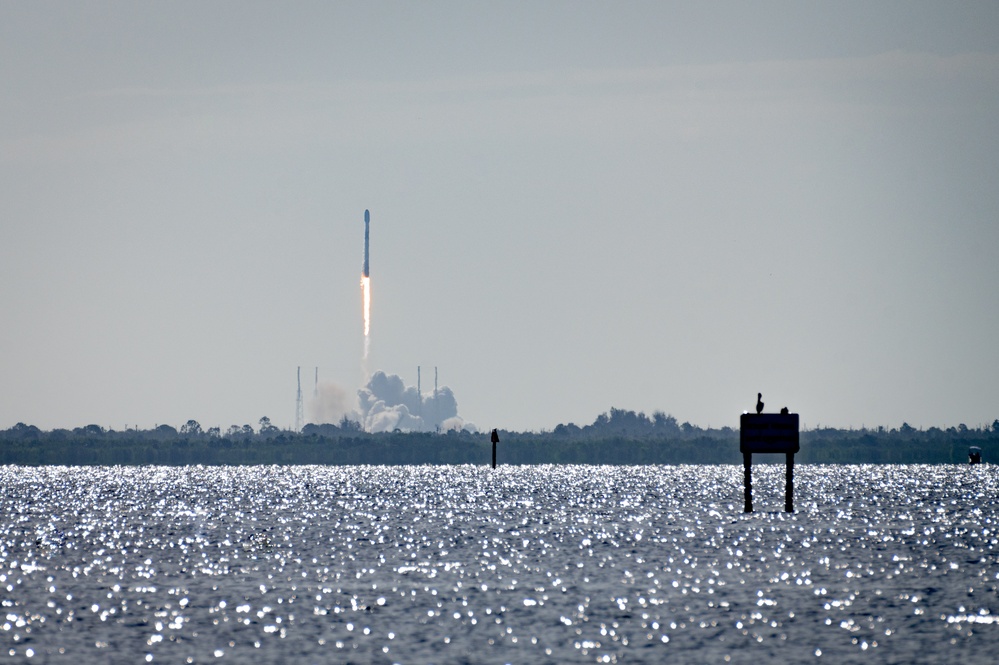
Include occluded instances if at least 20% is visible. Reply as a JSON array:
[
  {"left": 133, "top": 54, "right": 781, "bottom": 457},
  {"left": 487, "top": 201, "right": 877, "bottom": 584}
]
[{"left": 756, "top": 393, "right": 764, "bottom": 414}]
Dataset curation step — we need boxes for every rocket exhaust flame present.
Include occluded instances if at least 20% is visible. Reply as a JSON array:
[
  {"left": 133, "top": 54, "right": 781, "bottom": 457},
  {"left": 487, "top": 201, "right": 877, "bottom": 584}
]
[
  {"left": 361, "top": 274, "right": 371, "bottom": 358},
  {"left": 361, "top": 210, "right": 371, "bottom": 359}
]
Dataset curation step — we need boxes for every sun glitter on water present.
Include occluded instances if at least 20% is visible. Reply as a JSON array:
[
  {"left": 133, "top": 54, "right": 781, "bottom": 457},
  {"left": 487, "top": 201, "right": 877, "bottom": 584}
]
[{"left": 4, "top": 465, "right": 998, "bottom": 663}]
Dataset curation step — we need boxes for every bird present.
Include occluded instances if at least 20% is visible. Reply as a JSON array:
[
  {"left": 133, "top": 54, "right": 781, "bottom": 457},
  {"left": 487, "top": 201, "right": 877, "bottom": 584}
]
[{"left": 756, "top": 393, "right": 764, "bottom": 414}]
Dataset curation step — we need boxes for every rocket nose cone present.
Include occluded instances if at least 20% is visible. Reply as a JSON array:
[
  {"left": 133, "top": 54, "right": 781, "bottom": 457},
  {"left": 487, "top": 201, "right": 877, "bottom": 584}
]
[{"left": 364, "top": 210, "right": 370, "bottom": 223}]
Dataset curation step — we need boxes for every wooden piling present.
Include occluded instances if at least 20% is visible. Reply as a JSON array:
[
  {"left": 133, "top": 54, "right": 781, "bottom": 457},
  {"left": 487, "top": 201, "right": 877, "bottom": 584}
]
[
  {"left": 743, "top": 452, "right": 753, "bottom": 513},
  {"left": 490, "top": 429, "right": 499, "bottom": 469},
  {"left": 785, "top": 452, "right": 794, "bottom": 513}
]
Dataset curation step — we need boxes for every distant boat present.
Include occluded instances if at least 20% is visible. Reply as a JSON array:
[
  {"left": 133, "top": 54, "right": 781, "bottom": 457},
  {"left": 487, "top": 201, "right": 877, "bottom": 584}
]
[{"left": 969, "top": 447, "right": 982, "bottom": 465}]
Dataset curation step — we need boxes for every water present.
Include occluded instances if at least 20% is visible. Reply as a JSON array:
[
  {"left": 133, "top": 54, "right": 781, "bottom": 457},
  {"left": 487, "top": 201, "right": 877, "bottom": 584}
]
[{"left": 1, "top": 464, "right": 996, "bottom": 663}]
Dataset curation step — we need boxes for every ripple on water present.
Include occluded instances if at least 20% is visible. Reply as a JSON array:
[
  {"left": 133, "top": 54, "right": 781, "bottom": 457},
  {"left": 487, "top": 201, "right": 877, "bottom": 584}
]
[{"left": 1, "top": 464, "right": 998, "bottom": 663}]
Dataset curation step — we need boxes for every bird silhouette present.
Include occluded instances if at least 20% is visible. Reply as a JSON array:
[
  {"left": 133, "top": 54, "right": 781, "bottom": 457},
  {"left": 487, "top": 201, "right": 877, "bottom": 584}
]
[{"left": 756, "top": 393, "right": 764, "bottom": 414}]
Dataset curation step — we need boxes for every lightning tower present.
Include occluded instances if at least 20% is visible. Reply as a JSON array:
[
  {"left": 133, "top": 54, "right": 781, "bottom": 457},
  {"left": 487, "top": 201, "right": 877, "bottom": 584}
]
[{"left": 295, "top": 366, "right": 304, "bottom": 433}]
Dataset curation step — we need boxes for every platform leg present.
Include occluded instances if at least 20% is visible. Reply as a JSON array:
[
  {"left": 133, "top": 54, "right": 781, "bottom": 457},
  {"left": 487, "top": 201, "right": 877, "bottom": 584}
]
[
  {"left": 743, "top": 452, "right": 753, "bottom": 513},
  {"left": 785, "top": 452, "right": 794, "bottom": 512}
]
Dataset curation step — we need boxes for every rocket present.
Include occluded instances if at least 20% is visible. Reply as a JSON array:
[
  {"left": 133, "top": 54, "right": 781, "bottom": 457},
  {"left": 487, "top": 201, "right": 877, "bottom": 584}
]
[{"left": 362, "top": 209, "right": 370, "bottom": 277}]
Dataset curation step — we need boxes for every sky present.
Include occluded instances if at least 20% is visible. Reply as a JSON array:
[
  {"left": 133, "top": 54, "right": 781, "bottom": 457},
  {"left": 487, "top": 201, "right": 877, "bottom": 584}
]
[{"left": 2, "top": 1, "right": 998, "bottom": 433}]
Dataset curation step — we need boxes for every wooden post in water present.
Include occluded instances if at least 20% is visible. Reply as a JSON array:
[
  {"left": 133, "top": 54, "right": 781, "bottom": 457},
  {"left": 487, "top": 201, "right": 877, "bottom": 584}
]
[
  {"left": 490, "top": 429, "right": 499, "bottom": 469},
  {"left": 740, "top": 413, "right": 799, "bottom": 513},
  {"left": 743, "top": 452, "right": 753, "bottom": 513},
  {"left": 785, "top": 452, "right": 794, "bottom": 512}
]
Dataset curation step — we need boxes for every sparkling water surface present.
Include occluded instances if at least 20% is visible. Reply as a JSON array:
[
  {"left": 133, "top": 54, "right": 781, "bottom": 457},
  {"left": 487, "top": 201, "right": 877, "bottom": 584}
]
[{"left": 1, "top": 464, "right": 996, "bottom": 663}]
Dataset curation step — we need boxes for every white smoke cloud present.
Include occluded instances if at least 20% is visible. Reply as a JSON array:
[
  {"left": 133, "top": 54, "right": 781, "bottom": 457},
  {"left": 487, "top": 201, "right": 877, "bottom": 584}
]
[
  {"left": 440, "top": 416, "right": 466, "bottom": 433},
  {"left": 357, "top": 370, "right": 475, "bottom": 433},
  {"left": 308, "top": 370, "right": 475, "bottom": 433}
]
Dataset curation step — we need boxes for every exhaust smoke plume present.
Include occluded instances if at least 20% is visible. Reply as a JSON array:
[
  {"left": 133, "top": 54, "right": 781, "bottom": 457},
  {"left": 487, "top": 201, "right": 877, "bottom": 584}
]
[
  {"left": 308, "top": 371, "right": 474, "bottom": 434},
  {"left": 358, "top": 371, "right": 474, "bottom": 433}
]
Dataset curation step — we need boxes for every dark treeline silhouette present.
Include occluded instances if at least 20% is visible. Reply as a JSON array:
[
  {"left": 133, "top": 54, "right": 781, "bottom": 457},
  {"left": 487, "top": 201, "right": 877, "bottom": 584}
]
[{"left": 2, "top": 409, "right": 998, "bottom": 466}]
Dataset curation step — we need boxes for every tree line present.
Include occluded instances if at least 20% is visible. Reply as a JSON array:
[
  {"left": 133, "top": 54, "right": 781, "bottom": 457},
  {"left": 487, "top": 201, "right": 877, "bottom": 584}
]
[{"left": 1, "top": 408, "right": 997, "bottom": 466}]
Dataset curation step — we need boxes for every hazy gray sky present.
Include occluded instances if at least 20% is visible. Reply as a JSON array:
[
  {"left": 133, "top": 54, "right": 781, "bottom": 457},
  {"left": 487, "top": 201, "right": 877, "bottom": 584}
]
[{"left": 2, "top": 1, "right": 998, "bottom": 433}]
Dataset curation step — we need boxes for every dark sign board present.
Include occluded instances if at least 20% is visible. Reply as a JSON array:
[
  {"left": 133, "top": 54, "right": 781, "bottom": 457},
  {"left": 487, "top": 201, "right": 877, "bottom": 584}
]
[{"left": 740, "top": 414, "right": 799, "bottom": 454}]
